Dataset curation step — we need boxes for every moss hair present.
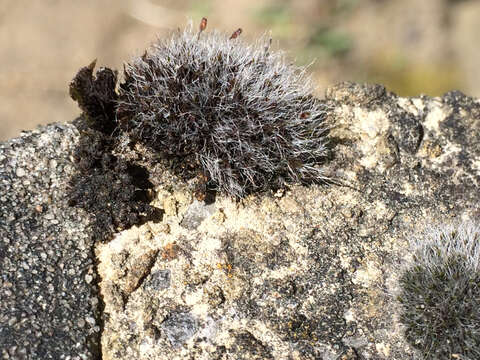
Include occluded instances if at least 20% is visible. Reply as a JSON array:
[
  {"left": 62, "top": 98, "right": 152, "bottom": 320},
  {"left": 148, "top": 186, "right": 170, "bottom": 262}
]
[
  {"left": 115, "top": 19, "right": 329, "bottom": 197},
  {"left": 397, "top": 222, "right": 480, "bottom": 359}
]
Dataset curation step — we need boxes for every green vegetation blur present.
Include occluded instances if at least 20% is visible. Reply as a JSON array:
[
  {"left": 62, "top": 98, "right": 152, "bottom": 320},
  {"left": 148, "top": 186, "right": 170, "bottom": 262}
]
[{"left": 244, "top": 0, "right": 465, "bottom": 97}]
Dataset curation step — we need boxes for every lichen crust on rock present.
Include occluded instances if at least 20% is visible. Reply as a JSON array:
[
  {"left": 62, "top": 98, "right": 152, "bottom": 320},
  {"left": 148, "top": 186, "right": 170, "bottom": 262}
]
[{"left": 96, "top": 83, "right": 480, "bottom": 359}]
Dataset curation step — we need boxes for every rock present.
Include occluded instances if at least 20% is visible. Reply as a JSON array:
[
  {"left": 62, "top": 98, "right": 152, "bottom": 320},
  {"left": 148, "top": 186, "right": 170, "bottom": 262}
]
[
  {"left": 145, "top": 270, "right": 171, "bottom": 291},
  {"left": 180, "top": 200, "right": 217, "bottom": 230},
  {"left": 2, "top": 83, "right": 480, "bottom": 359},
  {"left": 160, "top": 311, "right": 198, "bottom": 348},
  {"left": 96, "top": 84, "right": 480, "bottom": 359},
  {"left": 0, "top": 124, "right": 101, "bottom": 359}
]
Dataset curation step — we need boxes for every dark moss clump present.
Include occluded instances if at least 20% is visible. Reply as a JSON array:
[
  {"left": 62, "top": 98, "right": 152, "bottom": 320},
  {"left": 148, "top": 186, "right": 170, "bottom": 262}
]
[
  {"left": 69, "top": 63, "right": 162, "bottom": 241},
  {"left": 116, "top": 24, "right": 329, "bottom": 197},
  {"left": 69, "top": 20, "right": 330, "bottom": 200},
  {"left": 398, "top": 223, "right": 480, "bottom": 359},
  {"left": 69, "top": 60, "right": 118, "bottom": 134}
]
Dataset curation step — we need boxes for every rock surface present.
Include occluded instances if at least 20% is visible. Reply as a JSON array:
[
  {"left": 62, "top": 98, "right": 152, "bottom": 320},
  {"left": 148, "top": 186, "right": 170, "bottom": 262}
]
[
  {"left": 97, "top": 83, "right": 480, "bottom": 359},
  {"left": 1, "top": 83, "right": 480, "bottom": 359},
  {"left": 0, "top": 124, "right": 101, "bottom": 359}
]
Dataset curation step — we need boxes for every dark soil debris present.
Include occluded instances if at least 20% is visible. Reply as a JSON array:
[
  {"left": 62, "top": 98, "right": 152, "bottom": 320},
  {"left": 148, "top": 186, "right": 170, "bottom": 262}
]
[{"left": 68, "top": 116, "right": 162, "bottom": 242}]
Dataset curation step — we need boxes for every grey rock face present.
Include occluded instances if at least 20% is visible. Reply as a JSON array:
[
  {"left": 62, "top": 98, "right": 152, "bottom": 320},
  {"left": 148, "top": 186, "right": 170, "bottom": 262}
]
[
  {"left": 0, "top": 124, "right": 101, "bottom": 359},
  {"left": 2, "top": 83, "right": 480, "bottom": 360},
  {"left": 161, "top": 311, "right": 198, "bottom": 347},
  {"left": 144, "top": 270, "right": 171, "bottom": 291},
  {"left": 180, "top": 200, "right": 217, "bottom": 230}
]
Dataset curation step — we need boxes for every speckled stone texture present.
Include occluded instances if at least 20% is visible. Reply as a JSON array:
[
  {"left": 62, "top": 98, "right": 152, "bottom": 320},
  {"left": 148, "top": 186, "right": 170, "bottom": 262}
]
[
  {"left": 96, "top": 84, "right": 480, "bottom": 359},
  {"left": 2, "top": 83, "right": 480, "bottom": 360},
  {"left": 0, "top": 124, "right": 101, "bottom": 360}
]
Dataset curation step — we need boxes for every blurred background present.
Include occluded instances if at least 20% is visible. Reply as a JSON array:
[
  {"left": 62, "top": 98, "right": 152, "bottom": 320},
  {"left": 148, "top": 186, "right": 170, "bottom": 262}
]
[{"left": 1, "top": 0, "right": 479, "bottom": 140}]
